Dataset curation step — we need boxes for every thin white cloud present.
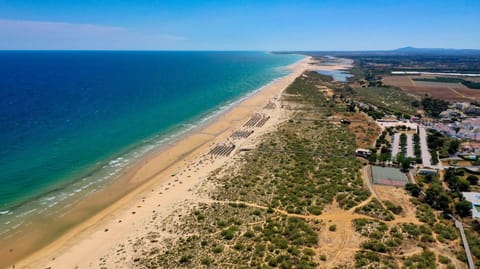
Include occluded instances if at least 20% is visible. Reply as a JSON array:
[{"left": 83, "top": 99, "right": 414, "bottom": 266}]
[{"left": 0, "top": 19, "right": 186, "bottom": 49}]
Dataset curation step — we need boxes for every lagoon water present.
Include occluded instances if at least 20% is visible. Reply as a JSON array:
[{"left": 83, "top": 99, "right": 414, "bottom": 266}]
[
  {"left": 316, "top": 70, "right": 353, "bottom": 82},
  {"left": 0, "top": 51, "right": 302, "bottom": 229}
]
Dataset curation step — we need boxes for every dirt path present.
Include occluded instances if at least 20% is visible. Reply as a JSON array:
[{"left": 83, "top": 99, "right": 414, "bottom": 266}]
[
  {"left": 449, "top": 87, "right": 475, "bottom": 101},
  {"left": 193, "top": 197, "right": 376, "bottom": 222}
]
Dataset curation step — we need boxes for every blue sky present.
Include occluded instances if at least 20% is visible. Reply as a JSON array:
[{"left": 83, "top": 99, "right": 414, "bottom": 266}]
[{"left": 0, "top": 0, "right": 479, "bottom": 50}]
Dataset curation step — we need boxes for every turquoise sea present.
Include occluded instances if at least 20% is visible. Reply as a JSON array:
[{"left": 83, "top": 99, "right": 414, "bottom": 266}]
[{"left": 0, "top": 51, "right": 303, "bottom": 232}]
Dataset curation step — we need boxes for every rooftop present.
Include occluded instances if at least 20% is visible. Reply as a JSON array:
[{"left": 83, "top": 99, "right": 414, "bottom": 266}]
[{"left": 462, "top": 192, "right": 480, "bottom": 205}]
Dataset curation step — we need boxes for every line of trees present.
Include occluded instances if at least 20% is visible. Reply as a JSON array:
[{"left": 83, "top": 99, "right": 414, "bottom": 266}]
[{"left": 413, "top": 133, "right": 422, "bottom": 164}]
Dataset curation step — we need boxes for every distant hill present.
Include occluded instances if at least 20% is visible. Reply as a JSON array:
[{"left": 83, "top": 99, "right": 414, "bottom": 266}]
[
  {"left": 392, "top": 46, "right": 480, "bottom": 55},
  {"left": 275, "top": 47, "right": 480, "bottom": 56}
]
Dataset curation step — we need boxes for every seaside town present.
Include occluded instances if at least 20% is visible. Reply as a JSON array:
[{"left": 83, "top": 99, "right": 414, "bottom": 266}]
[{"left": 356, "top": 99, "right": 480, "bottom": 205}]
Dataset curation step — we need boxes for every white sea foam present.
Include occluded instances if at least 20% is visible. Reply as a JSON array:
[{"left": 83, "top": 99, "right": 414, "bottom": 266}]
[{"left": 15, "top": 208, "right": 37, "bottom": 218}]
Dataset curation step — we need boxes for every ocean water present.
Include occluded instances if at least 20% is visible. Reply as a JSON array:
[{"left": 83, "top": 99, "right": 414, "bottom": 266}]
[{"left": 0, "top": 51, "right": 302, "bottom": 224}]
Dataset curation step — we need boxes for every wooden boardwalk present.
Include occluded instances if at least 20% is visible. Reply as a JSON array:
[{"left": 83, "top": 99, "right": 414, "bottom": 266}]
[{"left": 451, "top": 215, "right": 475, "bottom": 269}]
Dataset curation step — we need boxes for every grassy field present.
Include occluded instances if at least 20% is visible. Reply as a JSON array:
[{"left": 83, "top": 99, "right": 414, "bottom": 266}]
[{"left": 354, "top": 86, "right": 419, "bottom": 116}]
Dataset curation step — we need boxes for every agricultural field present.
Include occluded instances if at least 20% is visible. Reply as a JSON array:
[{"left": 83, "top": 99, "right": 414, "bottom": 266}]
[
  {"left": 383, "top": 75, "right": 416, "bottom": 88},
  {"left": 413, "top": 77, "right": 480, "bottom": 89},
  {"left": 383, "top": 75, "right": 480, "bottom": 102}
]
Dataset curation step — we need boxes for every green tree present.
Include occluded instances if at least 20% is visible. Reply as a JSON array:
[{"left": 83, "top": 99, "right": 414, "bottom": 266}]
[
  {"left": 444, "top": 169, "right": 470, "bottom": 192},
  {"left": 456, "top": 200, "right": 472, "bottom": 218},
  {"left": 426, "top": 184, "right": 450, "bottom": 211},
  {"left": 467, "top": 175, "right": 479, "bottom": 185},
  {"left": 405, "top": 183, "right": 421, "bottom": 197},
  {"left": 448, "top": 140, "right": 460, "bottom": 155},
  {"left": 424, "top": 174, "right": 434, "bottom": 183},
  {"left": 397, "top": 155, "right": 414, "bottom": 172},
  {"left": 457, "top": 178, "right": 471, "bottom": 192}
]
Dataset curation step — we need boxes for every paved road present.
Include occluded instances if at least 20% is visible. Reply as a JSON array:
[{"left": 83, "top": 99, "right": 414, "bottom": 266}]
[
  {"left": 419, "top": 126, "right": 432, "bottom": 167},
  {"left": 406, "top": 134, "right": 415, "bottom": 158},
  {"left": 391, "top": 133, "right": 400, "bottom": 159}
]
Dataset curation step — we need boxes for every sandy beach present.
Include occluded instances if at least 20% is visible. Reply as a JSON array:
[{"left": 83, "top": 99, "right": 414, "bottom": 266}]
[
  {"left": 314, "top": 57, "right": 353, "bottom": 71},
  {"left": 8, "top": 56, "right": 316, "bottom": 269}
]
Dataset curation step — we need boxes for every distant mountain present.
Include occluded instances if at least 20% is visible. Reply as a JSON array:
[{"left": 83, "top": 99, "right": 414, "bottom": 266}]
[
  {"left": 274, "top": 47, "right": 480, "bottom": 56},
  {"left": 392, "top": 46, "right": 480, "bottom": 55}
]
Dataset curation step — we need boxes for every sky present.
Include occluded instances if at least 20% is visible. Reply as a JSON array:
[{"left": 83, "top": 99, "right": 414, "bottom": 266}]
[{"left": 0, "top": 0, "right": 479, "bottom": 50}]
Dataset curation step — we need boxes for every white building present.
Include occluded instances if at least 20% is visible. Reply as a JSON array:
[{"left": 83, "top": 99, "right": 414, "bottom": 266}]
[{"left": 462, "top": 192, "right": 480, "bottom": 219}]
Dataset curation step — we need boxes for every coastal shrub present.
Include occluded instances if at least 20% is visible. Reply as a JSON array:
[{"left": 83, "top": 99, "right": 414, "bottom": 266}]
[
  {"left": 403, "top": 249, "right": 436, "bottom": 269},
  {"left": 401, "top": 223, "right": 420, "bottom": 238},
  {"left": 362, "top": 240, "right": 388, "bottom": 252},
  {"left": 384, "top": 200, "right": 403, "bottom": 215},
  {"left": 354, "top": 198, "right": 394, "bottom": 221},
  {"left": 221, "top": 228, "right": 236, "bottom": 240},
  {"left": 433, "top": 223, "right": 458, "bottom": 241},
  {"left": 307, "top": 205, "right": 322, "bottom": 215},
  {"left": 415, "top": 201, "right": 437, "bottom": 225},
  {"left": 354, "top": 250, "right": 396, "bottom": 268},
  {"left": 212, "top": 245, "right": 223, "bottom": 253},
  {"left": 200, "top": 257, "right": 212, "bottom": 266},
  {"left": 179, "top": 254, "right": 192, "bottom": 264},
  {"left": 352, "top": 219, "right": 388, "bottom": 239},
  {"left": 438, "top": 255, "right": 452, "bottom": 265}
]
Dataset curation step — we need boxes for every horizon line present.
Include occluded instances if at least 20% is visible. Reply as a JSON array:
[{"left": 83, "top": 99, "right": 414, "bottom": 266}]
[{"left": 1, "top": 47, "right": 480, "bottom": 52}]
